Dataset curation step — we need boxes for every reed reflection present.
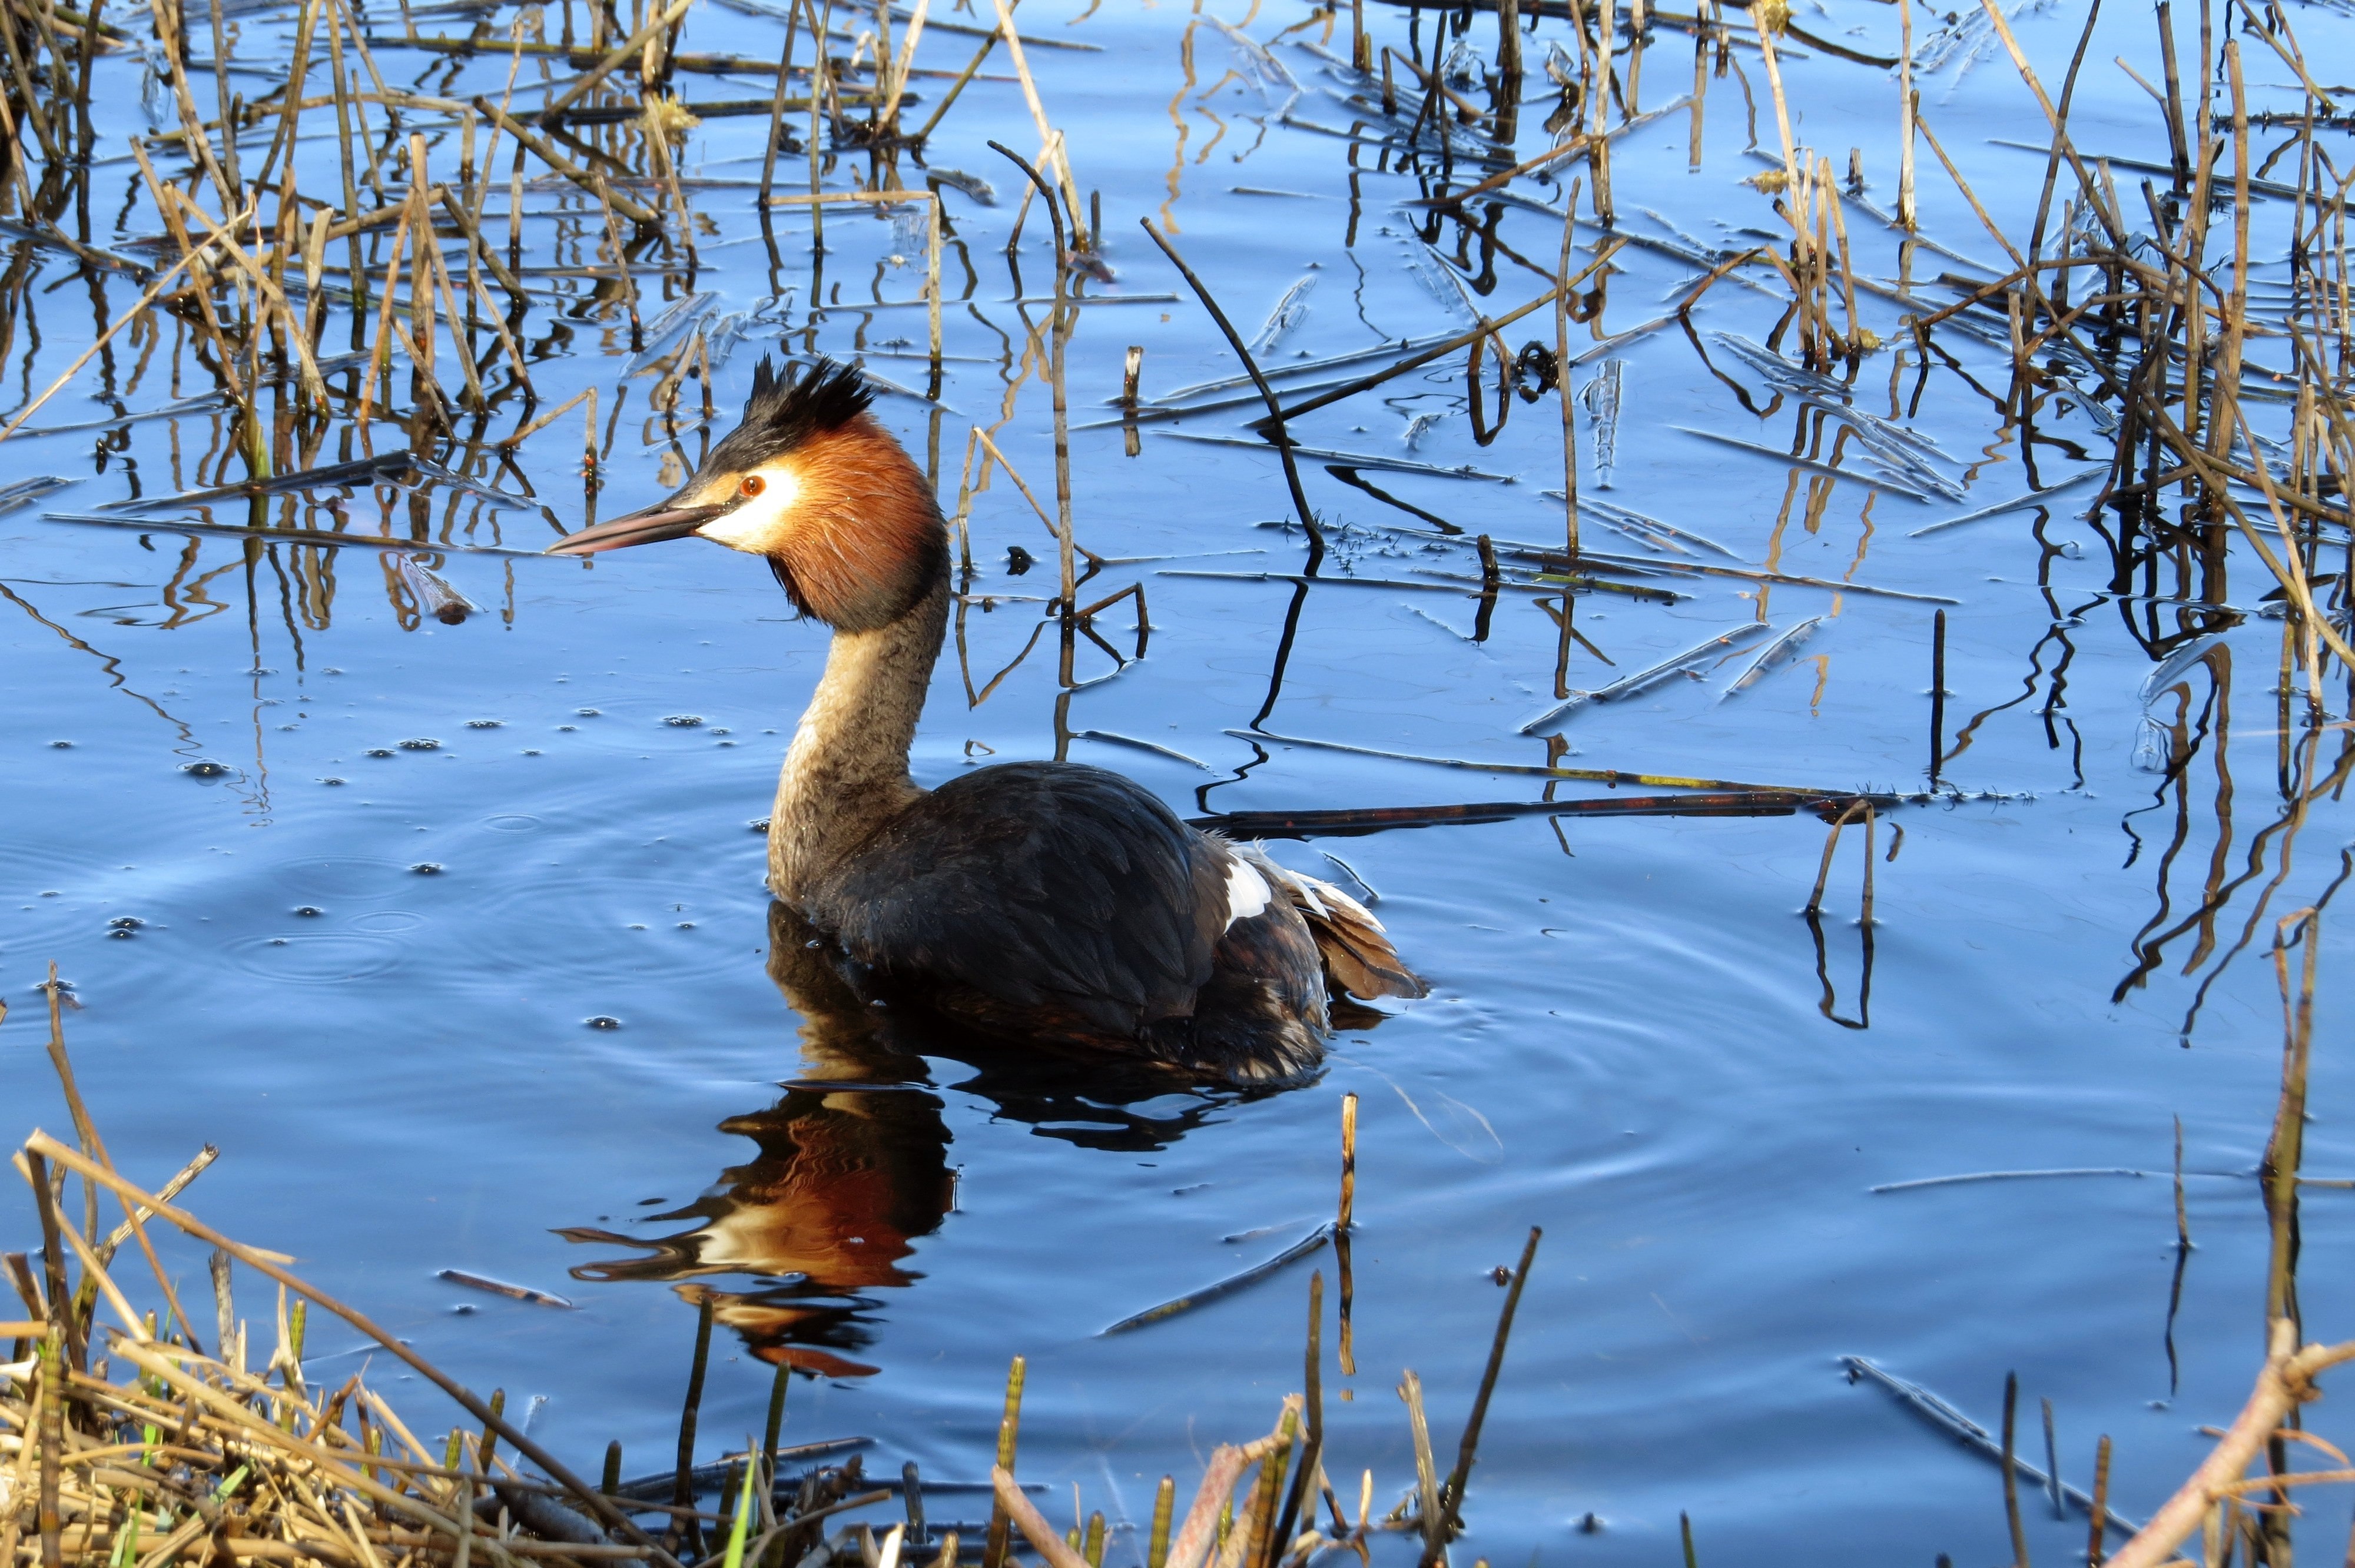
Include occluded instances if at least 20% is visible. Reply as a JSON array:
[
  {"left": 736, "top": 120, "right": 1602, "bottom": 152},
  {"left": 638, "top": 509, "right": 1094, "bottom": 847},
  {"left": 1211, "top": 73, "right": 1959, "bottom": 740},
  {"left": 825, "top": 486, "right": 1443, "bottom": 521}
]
[{"left": 556, "top": 901, "right": 1228, "bottom": 1377}]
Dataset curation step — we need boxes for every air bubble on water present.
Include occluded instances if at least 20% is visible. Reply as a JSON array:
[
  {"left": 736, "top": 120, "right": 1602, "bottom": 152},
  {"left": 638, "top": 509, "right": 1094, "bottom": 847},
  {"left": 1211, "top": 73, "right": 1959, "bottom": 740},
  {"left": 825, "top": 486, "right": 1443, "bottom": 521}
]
[
  {"left": 366, "top": 749, "right": 394, "bottom": 758},
  {"left": 183, "top": 760, "right": 230, "bottom": 778},
  {"left": 321, "top": 778, "right": 347, "bottom": 786},
  {"left": 576, "top": 708, "right": 602, "bottom": 717},
  {"left": 664, "top": 715, "right": 703, "bottom": 727},
  {"left": 585, "top": 1016, "right": 622, "bottom": 1030},
  {"left": 466, "top": 719, "right": 503, "bottom": 729},
  {"left": 294, "top": 906, "right": 323, "bottom": 917},
  {"left": 411, "top": 863, "right": 444, "bottom": 875},
  {"left": 398, "top": 739, "right": 441, "bottom": 751},
  {"left": 49, "top": 740, "right": 72, "bottom": 748}
]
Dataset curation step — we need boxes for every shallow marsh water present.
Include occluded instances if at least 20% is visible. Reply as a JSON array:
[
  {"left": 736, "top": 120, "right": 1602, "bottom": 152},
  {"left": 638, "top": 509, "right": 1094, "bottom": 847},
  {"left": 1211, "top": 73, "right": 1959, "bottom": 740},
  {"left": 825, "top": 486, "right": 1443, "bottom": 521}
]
[{"left": 4, "top": 0, "right": 2355, "bottom": 1559}]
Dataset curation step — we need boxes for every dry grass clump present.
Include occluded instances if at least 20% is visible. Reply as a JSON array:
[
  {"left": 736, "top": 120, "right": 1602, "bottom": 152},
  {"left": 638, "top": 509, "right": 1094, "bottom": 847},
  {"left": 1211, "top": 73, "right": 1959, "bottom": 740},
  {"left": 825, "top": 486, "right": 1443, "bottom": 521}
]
[{"left": 2, "top": 990, "right": 1531, "bottom": 1568}]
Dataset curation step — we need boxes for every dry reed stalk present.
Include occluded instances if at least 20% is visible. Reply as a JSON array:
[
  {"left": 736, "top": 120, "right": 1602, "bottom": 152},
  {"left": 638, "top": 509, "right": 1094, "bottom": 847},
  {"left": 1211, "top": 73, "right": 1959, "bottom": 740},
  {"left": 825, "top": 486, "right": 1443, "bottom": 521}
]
[
  {"left": 27, "top": 1134, "right": 676, "bottom": 1563},
  {"left": 0, "top": 9, "right": 62, "bottom": 165},
  {"left": 806, "top": 0, "right": 827, "bottom": 249},
  {"left": 588, "top": 171, "right": 645, "bottom": 349},
  {"left": 1142, "top": 237, "right": 1322, "bottom": 573},
  {"left": 200, "top": 0, "right": 240, "bottom": 192},
  {"left": 969, "top": 426, "right": 1066, "bottom": 554},
  {"left": 990, "top": 1470, "right": 1091, "bottom": 1568},
  {"left": 989, "top": 0, "right": 1082, "bottom": 245},
  {"left": 1820, "top": 155, "right": 1861, "bottom": 352},
  {"left": 161, "top": 186, "right": 331, "bottom": 408},
  {"left": 1976, "top": 0, "right": 2124, "bottom": 248},
  {"left": 1336, "top": 1094, "right": 1356, "bottom": 1377},
  {"left": 880, "top": 0, "right": 928, "bottom": 130},
  {"left": 541, "top": 0, "right": 693, "bottom": 121},
  {"left": 645, "top": 114, "right": 699, "bottom": 273},
  {"left": 986, "top": 142, "right": 1078, "bottom": 618},
  {"left": 422, "top": 219, "right": 489, "bottom": 408},
  {"left": 502, "top": 387, "right": 594, "bottom": 449},
  {"left": 1265, "top": 258, "right": 1610, "bottom": 430},
  {"left": 354, "top": 198, "right": 412, "bottom": 427},
  {"left": 1895, "top": 1, "right": 1914, "bottom": 226},
  {"left": 914, "top": 22, "right": 1000, "bottom": 142},
  {"left": 0, "top": 225, "right": 243, "bottom": 442},
  {"left": 257, "top": 0, "right": 322, "bottom": 222},
  {"left": 758, "top": 0, "right": 802, "bottom": 204},
  {"left": 473, "top": 97, "right": 659, "bottom": 224},
  {"left": 142, "top": 0, "right": 236, "bottom": 210}
]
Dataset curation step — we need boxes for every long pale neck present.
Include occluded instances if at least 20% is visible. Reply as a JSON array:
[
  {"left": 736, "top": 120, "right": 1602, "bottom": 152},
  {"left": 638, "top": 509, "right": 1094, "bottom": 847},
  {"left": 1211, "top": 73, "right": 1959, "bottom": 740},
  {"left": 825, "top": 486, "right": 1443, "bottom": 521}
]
[{"left": 768, "top": 573, "right": 950, "bottom": 901}]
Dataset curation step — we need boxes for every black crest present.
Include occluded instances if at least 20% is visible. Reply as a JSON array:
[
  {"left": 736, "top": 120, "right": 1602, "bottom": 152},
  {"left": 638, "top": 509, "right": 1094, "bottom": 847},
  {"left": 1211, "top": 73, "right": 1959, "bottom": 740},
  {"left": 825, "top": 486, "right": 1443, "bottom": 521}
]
[{"left": 708, "top": 357, "right": 875, "bottom": 472}]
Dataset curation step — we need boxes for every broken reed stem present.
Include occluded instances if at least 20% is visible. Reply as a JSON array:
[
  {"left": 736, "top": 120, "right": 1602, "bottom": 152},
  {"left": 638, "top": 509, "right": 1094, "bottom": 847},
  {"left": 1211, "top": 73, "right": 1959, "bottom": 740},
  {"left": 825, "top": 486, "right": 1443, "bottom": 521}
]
[
  {"left": 985, "top": 141, "right": 1078, "bottom": 613},
  {"left": 759, "top": 0, "right": 802, "bottom": 205},
  {"left": 1147, "top": 1477, "right": 1175, "bottom": 1568},
  {"left": 2002, "top": 1371, "right": 2029, "bottom": 1568},
  {"left": 672, "top": 1294, "right": 715, "bottom": 1557},
  {"left": 1336, "top": 1092, "right": 1356, "bottom": 1378},
  {"left": 981, "top": 1357, "right": 1026, "bottom": 1568},
  {"left": 2091, "top": 1436, "right": 2113, "bottom": 1568},
  {"left": 2263, "top": 909, "right": 2318, "bottom": 1331},
  {"left": 1558, "top": 178, "right": 1581, "bottom": 560},
  {"left": 1139, "top": 217, "right": 1325, "bottom": 573},
  {"left": 1398, "top": 1373, "right": 1441, "bottom": 1563},
  {"left": 989, "top": 0, "right": 1082, "bottom": 245},
  {"left": 590, "top": 171, "right": 645, "bottom": 350},
  {"left": 1929, "top": 607, "right": 1947, "bottom": 787},
  {"left": 1425, "top": 1227, "right": 1540, "bottom": 1566},
  {"left": 1896, "top": 0, "right": 1915, "bottom": 227}
]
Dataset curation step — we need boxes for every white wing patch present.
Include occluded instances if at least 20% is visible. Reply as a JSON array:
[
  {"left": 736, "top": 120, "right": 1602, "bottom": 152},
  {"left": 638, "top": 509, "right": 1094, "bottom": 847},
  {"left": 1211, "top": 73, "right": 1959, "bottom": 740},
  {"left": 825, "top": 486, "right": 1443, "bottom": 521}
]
[{"left": 1222, "top": 855, "right": 1272, "bottom": 927}]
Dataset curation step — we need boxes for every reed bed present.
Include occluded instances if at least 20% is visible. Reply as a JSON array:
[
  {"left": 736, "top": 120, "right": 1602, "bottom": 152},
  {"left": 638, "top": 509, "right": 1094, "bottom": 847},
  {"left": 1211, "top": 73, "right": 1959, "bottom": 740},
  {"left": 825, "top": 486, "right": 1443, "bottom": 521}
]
[{"left": 4, "top": 992, "right": 1546, "bottom": 1568}]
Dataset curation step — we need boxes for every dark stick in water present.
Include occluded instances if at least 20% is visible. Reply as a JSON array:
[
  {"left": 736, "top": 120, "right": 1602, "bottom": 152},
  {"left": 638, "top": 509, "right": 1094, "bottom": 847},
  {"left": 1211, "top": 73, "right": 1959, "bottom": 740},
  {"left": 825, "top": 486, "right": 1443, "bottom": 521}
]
[
  {"left": 1929, "top": 608, "right": 1948, "bottom": 788},
  {"left": 2001, "top": 1373, "right": 2028, "bottom": 1568},
  {"left": 672, "top": 1295, "right": 715, "bottom": 1557},
  {"left": 1426, "top": 1227, "right": 1541, "bottom": 1564},
  {"left": 1099, "top": 1227, "right": 1334, "bottom": 1336},
  {"left": 1137, "top": 217, "right": 1325, "bottom": 573},
  {"left": 2088, "top": 1437, "right": 2111, "bottom": 1567}
]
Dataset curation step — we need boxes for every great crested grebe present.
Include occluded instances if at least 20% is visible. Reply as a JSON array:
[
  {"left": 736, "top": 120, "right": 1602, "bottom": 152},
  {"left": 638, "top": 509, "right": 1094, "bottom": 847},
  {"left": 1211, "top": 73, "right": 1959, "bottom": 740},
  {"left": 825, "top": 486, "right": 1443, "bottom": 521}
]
[{"left": 549, "top": 357, "right": 1424, "bottom": 1085}]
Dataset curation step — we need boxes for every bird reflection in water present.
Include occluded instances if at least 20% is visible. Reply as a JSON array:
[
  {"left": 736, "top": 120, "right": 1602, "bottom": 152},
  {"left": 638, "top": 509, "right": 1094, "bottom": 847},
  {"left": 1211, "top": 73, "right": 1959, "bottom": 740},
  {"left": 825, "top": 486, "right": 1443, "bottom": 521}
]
[{"left": 554, "top": 901, "right": 1237, "bottom": 1377}]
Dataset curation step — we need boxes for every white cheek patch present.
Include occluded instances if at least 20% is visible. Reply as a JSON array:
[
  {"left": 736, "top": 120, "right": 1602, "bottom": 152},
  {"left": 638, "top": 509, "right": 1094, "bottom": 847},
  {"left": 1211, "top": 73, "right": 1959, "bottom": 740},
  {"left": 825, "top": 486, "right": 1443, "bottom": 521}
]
[
  {"left": 695, "top": 468, "right": 800, "bottom": 552},
  {"left": 1223, "top": 856, "right": 1272, "bottom": 927}
]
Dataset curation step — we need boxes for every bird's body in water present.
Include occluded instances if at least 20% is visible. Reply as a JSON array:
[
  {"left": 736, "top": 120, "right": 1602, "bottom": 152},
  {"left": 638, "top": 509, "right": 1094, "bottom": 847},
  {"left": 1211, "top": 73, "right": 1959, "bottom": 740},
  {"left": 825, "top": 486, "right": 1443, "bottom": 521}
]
[{"left": 550, "top": 358, "right": 1424, "bottom": 1084}]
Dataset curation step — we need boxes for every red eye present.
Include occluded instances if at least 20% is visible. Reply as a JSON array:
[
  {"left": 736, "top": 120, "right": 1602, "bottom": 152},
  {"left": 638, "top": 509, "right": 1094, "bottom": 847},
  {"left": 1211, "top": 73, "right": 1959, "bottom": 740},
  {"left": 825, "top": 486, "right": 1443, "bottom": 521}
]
[{"left": 740, "top": 474, "right": 766, "bottom": 498}]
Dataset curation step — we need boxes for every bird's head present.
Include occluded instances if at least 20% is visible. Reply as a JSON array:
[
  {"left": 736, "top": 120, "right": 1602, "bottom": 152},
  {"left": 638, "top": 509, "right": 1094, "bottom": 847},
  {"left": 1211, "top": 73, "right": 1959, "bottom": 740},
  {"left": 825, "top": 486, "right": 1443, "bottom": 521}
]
[{"left": 548, "top": 357, "right": 944, "bottom": 632}]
